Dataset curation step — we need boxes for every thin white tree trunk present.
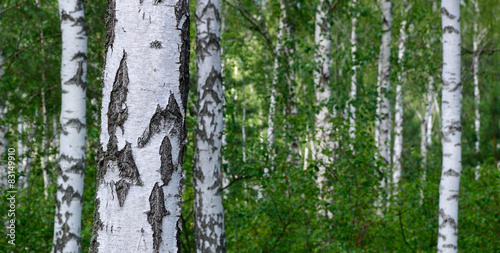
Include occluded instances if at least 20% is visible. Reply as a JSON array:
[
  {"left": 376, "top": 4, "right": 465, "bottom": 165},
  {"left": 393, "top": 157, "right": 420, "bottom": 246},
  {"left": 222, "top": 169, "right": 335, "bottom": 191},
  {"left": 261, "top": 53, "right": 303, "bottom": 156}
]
[
  {"left": 52, "top": 0, "right": 87, "bottom": 251},
  {"left": 349, "top": 0, "right": 358, "bottom": 145},
  {"left": 438, "top": 1, "right": 462, "bottom": 252},
  {"left": 421, "top": 73, "right": 434, "bottom": 203},
  {"left": 267, "top": 4, "right": 284, "bottom": 153},
  {"left": 375, "top": 0, "right": 392, "bottom": 214},
  {"left": 472, "top": 0, "right": 482, "bottom": 180},
  {"left": 90, "top": 0, "right": 190, "bottom": 251},
  {"left": 242, "top": 83, "right": 246, "bottom": 162},
  {"left": 17, "top": 116, "right": 24, "bottom": 190},
  {"left": 0, "top": 103, "right": 6, "bottom": 189},
  {"left": 194, "top": 0, "right": 226, "bottom": 251},
  {"left": 314, "top": 0, "right": 332, "bottom": 192},
  {"left": 376, "top": 0, "right": 392, "bottom": 166},
  {"left": 41, "top": 89, "right": 49, "bottom": 198},
  {"left": 392, "top": 1, "right": 410, "bottom": 194}
]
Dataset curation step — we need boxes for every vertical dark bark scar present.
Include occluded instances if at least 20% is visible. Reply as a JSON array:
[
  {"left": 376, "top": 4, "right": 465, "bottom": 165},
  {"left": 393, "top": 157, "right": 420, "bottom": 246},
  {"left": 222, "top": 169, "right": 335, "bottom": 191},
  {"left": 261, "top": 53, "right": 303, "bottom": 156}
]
[
  {"left": 176, "top": 0, "right": 191, "bottom": 111},
  {"left": 160, "top": 136, "right": 175, "bottom": 186},
  {"left": 147, "top": 183, "right": 170, "bottom": 253},
  {"left": 89, "top": 198, "right": 102, "bottom": 253},
  {"left": 105, "top": 0, "right": 117, "bottom": 53}
]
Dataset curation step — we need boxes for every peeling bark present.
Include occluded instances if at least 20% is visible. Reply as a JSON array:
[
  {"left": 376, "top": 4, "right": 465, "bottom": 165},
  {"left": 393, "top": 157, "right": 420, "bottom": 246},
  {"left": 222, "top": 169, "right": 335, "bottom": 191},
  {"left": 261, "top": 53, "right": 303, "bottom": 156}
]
[
  {"left": 90, "top": 0, "right": 189, "bottom": 252},
  {"left": 437, "top": 1, "right": 462, "bottom": 252},
  {"left": 194, "top": 0, "right": 226, "bottom": 251}
]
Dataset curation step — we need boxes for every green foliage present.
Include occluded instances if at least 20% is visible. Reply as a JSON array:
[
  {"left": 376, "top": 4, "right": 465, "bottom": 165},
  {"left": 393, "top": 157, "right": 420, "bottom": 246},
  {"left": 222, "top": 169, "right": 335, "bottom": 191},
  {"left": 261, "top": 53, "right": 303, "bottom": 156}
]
[{"left": 1, "top": 0, "right": 500, "bottom": 252}]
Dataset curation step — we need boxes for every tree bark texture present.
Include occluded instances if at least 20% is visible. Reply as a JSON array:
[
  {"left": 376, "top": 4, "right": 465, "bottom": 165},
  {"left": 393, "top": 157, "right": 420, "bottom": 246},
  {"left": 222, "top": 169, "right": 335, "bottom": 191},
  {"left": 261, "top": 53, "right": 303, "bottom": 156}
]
[
  {"left": 90, "top": 0, "right": 190, "bottom": 252},
  {"left": 349, "top": 0, "right": 358, "bottom": 145},
  {"left": 438, "top": 1, "right": 462, "bottom": 252},
  {"left": 314, "top": 0, "right": 332, "bottom": 192},
  {"left": 194, "top": 0, "right": 226, "bottom": 251},
  {"left": 392, "top": 0, "right": 410, "bottom": 194},
  {"left": 52, "top": 0, "right": 87, "bottom": 251}
]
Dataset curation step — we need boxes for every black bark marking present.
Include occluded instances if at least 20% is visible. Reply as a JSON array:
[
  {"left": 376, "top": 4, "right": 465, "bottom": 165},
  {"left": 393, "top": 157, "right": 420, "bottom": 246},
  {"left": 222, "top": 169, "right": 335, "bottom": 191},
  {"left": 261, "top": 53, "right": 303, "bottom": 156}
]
[
  {"left": 58, "top": 184, "right": 83, "bottom": 206},
  {"left": 176, "top": 0, "right": 190, "bottom": 110},
  {"left": 67, "top": 158, "right": 85, "bottom": 176},
  {"left": 107, "top": 51, "right": 129, "bottom": 139},
  {"left": 71, "top": 52, "right": 87, "bottom": 61},
  {"left": 443, "top": 169, "right": 460, "bottom": 177},
  {"left": 447, "top": 194, "right": 459, "bottom": 201},
  {"left": 160, "top": 136, "right": 175, "bottom": 186},
  {"left": 443, "top": 244, "right": 457, "bottom": 249},
  {"left": 147, "top": 183, "right": 170, "bottom": 253},
  {"left": 443, "top": 26, "right": 459, "bottom": 34},
  {"left": 60, "top": 10, "right": 75, "bottom": 21},
  {"left": 195, "top": 0, "right": 221, "bottom": 61},
  {"left": 150, "top": 40, "right": 163, "bottom": 49},
  {"left": 72, "top": 16, "right": 88, "bottom": 36},
  {"left": 115, "top": 179, "right": 131, "bottom": 207},
  {"left": 117, "top": 142, "right": 143, "bottom": 186},
  {"left": 137, "top": 94, "right": 183, "bottom": 148},
  {"left": 441, "top": 7, "right": 456, "bottom": 20},
  {"left": 96, "top": 146, "right": 107, "bottom": 184},
  {"left": 176, "top": 218, "right": 182, "bottom": 253},
  {"left": 65, "top": 118, "right": 86, "bottom": 133},
  {"left": 200, "top": 66, "right": 223, "bottom": 104},
  {"left": 105, "top": 0, "right": 117, "bottom": 53},
  {"left": 154, "top": 0, "right": 163, "bottom": 4},
  {"left": 64, "top": 60, "right": 86, "bottom": 90},
  {"left": 53, "top": 217, "right": 81, "bottom": 253},
  {"left": 89, "top": 198, "right": 102, "bottom": 253}
]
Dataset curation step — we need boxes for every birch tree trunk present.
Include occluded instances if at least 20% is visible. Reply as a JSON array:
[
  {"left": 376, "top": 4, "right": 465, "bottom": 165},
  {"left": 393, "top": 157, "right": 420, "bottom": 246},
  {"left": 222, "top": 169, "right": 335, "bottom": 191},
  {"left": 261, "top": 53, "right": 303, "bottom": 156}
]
[
  {"left": 376, "top": 0, "right": 392, "bottom": 167},
  {"left": 314, "top": 0, "right": 332, "bottom": 192},
  {"left": 392, "top": 0, "right": 410, "bottom": 194},
  {"left": 194, "top": 0, "right": 226, "bottom": 251},
  {"left": 52, "top": 0, "right": 87, "bottom": 251},
  {"left": 42, "top": 89, "right": 50, "bottom": 198},
  {"left": 375, "top": 0, "right": 392, "bottom": 214},
  {"left": 438, "top": 1, "right": 462, "bottom": 252},
  {"left": 472, "top": 0, "right": 482, "bottom": 180},
  {"left": 267, "top": 3, "right": 284, "bottom": 153},
  {"left": 349, "top": 0, "right": 358, "bottom": 144},
  {"left": 90, "top": 0, "right": 190, "bottom": 251}
]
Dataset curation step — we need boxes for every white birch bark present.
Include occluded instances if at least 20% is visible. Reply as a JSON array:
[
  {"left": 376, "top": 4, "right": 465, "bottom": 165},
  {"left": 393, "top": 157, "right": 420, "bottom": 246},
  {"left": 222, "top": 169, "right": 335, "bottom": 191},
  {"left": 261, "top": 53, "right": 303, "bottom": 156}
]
[
  {"left": 375, "top": 0, "right": 392, "bottom": 214},
  {"left": 314, "top": 0, "right": 332, "bottom": 192},
  {"left": 0, "top": 103, "right": 6, "bottom": 189},
  {"left": 349, "top": 0, "right": 358, "bottom": 144},
  {"left": 90, "top": 0, "right": 190, "bottom": 252},
  {"left": 52, "top": 0, "right": 87, "bottom": 251},
  {"left": 438, "top": 1, "right": 462, "bottom": 252},
  {"left": 472, "top": 0, "right": 481, "bottom": 180},
  {"left": 376, "top": 0, "right": 392, "bottom": 167},
  {"left": 267, "top": 4, "right": 284, "bottom": 152},
  {"left": 17, "top": 116, "right": 24, "bottom": 190},
  {"left": 392, "top": 1, "right": 410, "bottom": 194},
  {"left": 42, "top": 89, "right": 50, "bottom": 198},
  {"left": 194, "top": 0, "right": 226, "bottom": 251},
  {"left": 242, "top": 83, "right": 246, "bottom": 162}
]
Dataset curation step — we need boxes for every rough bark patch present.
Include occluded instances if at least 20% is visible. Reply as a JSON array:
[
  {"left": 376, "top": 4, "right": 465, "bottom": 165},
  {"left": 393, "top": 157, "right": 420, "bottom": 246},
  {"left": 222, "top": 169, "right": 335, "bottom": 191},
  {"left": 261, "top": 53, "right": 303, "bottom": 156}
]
[
  {"left": 159, "top": 136, "right": 175, "bottom": 185},
  {"left": 137, "top": 94, "right": 183, "bottom": 148},
  {"left": 176, "top": 0, "right": 190, "bottom": 110},
  {"left": 105, "top": 0, "right": 117, "bottom": 53},
  {"left": 89, "top": 198, "right": 102, "bottom": 253},
  {"left": 147, "top": 183, "right": 170, "bottom": 253}
]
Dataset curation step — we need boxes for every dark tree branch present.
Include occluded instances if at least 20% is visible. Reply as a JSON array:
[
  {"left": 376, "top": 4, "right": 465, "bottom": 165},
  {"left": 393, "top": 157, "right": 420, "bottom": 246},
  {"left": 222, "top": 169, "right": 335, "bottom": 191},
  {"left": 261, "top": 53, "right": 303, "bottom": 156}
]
[
  {"left": 0, "top": 33, "right": 62, "bottom": 69},
  {"left": 0, "top": 1, "right": 25, "bottom": 15}
]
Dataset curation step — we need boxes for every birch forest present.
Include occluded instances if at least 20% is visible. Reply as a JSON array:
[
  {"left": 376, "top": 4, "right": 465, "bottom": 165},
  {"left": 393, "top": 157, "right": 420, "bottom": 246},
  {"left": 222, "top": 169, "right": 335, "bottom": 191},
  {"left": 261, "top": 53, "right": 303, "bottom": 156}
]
[{"left": 1, "top": 0, "right": 500, "bottom": 252}]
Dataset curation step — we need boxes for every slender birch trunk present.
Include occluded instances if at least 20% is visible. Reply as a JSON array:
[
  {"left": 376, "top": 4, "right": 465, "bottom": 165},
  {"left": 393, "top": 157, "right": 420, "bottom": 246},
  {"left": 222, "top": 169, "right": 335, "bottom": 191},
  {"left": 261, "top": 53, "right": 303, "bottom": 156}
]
[
  {"left": 472, "top": 0, "right": 481, "bottom": 180},
  {"left": 0, "top": 103, "right": 6, "bottom": 189},
  {"left": 17, "top": 116, "right": 24, "bottom": 190},
  {"left": 194, "top": 0, "right": 226, "bottom": 251},
  {"left": 242, "top": 83, "right": 246, "bottom": 162},
  {"left": 41, "top": 89, "right": 49, "bottom": 198},
  {"left": 52, "top": 0, "right": 87, "bottom": 251},
  {"left": 438, "top": 1, "right": 462, "bottom": 252},
  {"left": 314, "top": 0, "right": 332, "bottom": 192},
  {"left": 421, "top": 73, "right": 434, "bottom": 202},
  {"left": 267, "top": 3, "right": 284, "bottom": 153},
  {"left": 376, "top": 0, "right": 392, "bottom": 167},
  {"left": 90, "top": 0, "right": 190, "bottom": 251},
  {"left": 392, "top": 1, "right": 410, "bottom": 194},
  {"left": 375, "top": 0, "right": 392, "bottom": 214},
  {"left": 349, "top": 0, "right": 358, "bottom": 144}
]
